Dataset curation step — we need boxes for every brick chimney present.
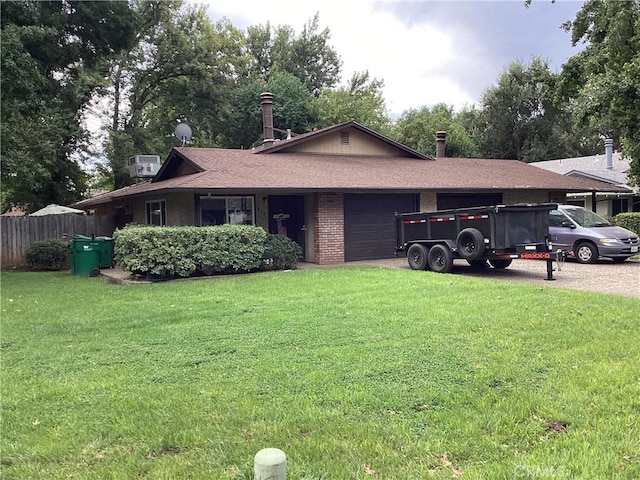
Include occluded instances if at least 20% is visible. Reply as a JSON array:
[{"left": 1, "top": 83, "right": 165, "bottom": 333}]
[
  {"left": 260, "top": 92, "right": 275, "bottom": 147},
  {"left": 435, "top": 131, "right": 447, "bottom": 158},
  {"left": 604, "top": 138, "right": 613, "bottom": 170}
]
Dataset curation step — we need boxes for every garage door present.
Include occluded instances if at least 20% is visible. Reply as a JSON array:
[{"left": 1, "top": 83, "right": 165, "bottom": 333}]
[{"left": 344, "top": 194, "right": 418, "bottom": 261}]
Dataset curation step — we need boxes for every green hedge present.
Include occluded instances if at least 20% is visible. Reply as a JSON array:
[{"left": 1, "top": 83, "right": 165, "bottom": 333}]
[
  {"left": 261, "top": 233, "right": 303, "bottom": 270},
  {"left": 25, "top": 239, "right": 68, "bottom": 270},
  {"left": 614, "top": 212, "right": 640, "bottom": 235},
  {"left": 113, "top": 225, "right": 302, "bottom": 278}
]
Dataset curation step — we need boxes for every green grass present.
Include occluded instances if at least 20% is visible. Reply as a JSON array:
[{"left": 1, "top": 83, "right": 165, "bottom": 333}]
[{"left": 1, "top": 268, "right": 639, "bottom": 479}]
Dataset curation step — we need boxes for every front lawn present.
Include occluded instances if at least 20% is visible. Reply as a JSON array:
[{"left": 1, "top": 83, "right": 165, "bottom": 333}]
[{"left": 1, "top": 268, "right": 639, "bottom": 479}]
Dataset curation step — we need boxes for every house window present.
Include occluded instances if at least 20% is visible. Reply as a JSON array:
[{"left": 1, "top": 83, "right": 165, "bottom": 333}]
[
  {"left": 612, "top": 198, "right": 628, "bottom": 215},
  {"left": 200, "top": 196, "right": 254, "bottom": 226},
  {"left": 146, "top": 200, "right": 166, "bottom": 226}
]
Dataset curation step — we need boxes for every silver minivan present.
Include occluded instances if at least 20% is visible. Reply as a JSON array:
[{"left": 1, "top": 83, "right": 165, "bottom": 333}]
[{"left": 549, "top": 205, "right": 639, "bottom": 263}]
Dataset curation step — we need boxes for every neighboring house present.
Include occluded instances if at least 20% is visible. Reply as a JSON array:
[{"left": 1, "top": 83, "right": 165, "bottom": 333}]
[
  {"left": 532, "top": 139, "right": 639, "bottom": 215},
  {"left": 1, "top": 206, "right": 26, "bottom": 217},
  {"left": 75, "top": 93, "right": 626, "bottom": 264}
]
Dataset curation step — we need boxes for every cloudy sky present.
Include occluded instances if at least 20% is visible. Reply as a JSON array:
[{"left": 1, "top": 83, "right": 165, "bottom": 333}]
[{"left": 203, "top": 0, "right": 586, "bottom": 116}]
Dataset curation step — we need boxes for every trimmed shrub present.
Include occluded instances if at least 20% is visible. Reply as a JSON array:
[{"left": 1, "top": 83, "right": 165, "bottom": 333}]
[
  {"left": 113, "top": 225, "right": 267, "bottom": 278},
  {"left": 614, "top": 212, "right": 640, "bottom": 235},
  {"left": 192, "top": 225, "right": 268, "bottom": 275},
  {"left": 25, "top": 239, "right": 68, "bottom": 270},
  {"left": 261, "top": 234, "right": 303, "bottom": 270}
]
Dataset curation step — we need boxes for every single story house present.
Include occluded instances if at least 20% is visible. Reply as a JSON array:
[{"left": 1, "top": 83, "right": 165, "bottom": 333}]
[
  {"left": 532, "top": 138, "right": 639, "bottom": 215},
  {"left": 75, "top": 93, "right": 626, "bottom": 264}
]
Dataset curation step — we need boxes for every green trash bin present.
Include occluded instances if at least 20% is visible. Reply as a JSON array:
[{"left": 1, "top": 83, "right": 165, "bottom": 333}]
[
  {"left": 94, "top": 236, "right": 114, "bottom": 268},
  {"left": 68, "top": 236, "right": 101, "bottom": 277}
]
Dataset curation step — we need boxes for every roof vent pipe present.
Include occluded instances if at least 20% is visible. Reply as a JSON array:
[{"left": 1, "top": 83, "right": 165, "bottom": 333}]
[
  {"left": 260, "top": 92, "right": 275, "bottom": 147},
  {"left": 435, "top": 131, "right": 447, "bottom": 158},
  {"left": 604, "top": 138, "right": 614, "bottom": 170}
]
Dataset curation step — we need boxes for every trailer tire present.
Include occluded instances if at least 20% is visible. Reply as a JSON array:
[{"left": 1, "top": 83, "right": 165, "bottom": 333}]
[
  {"left": 428, "top": 244, "right": 453, "bottom": 273},
  {"left": 456, "top": 228, "right": 485, "bottom": 261},
  {"left": 489, "top": 258, "right": 512, "bottom": 269},
  {"left": 407, "top": 244, "right": 429, "bottom": 270}
]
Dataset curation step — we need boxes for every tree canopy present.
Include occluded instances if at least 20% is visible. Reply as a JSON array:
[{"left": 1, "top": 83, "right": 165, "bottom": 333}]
[
  {"left": 558, "top": 0, "right": 640, "bottom": 185},
  {"left": 103, "top": 1, "right": 246, "bottom": 189},
  {"left": 314, "top": 71, "right": 391, "bottom": 133},
  {"left": 1, "top": 0, "right": 136, "bottom": 210},
  {"left": 392, "top": 104, "right": 479, "bottom": 158},
  {"left": 245, "top": 13, "right": 342, "bottom": 95},
  {"left": 473, "top": 57, "right": 596, "bottom": 162}
]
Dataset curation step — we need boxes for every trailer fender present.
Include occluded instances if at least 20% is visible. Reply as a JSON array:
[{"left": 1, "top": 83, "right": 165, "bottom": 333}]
[{"left": 456, "top": 228, "right": 485, "bottom": 261}]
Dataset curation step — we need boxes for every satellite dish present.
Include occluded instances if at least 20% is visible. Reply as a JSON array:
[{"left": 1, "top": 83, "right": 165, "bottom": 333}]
[{"left": 174, "top": 123, "right": 192, "bottom": 146}]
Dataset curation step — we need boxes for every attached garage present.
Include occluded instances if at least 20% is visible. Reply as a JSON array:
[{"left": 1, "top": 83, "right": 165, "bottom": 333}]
[{"left": 344, "top": 194, "right": 418, "bottom": 261}]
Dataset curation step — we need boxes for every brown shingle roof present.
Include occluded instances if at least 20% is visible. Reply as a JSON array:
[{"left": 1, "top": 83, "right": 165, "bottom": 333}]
[
  {"left": 101, "top": 148, "right": 625, "bottom": 201},
  {"left": 74, "top": 117, "right": 629, "bottom": 208}
]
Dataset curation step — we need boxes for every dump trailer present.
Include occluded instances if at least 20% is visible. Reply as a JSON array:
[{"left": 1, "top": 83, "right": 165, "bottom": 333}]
[{"left": 395, "top": 203, "right": 563, "bottom": 277}]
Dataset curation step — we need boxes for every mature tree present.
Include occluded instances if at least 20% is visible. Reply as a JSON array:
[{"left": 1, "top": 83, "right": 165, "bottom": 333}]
[
  {"left": 558, "top": 0, "right": 640, "bottom": 185},
  {"left": 103, "top": 2, "right": 246, "bottom": 189},
  {"left": 245, "top": 13, "right": 342, "bottom": 95},
  {"left": 0, "top": 0, "right": 135, "bottom": 211},
  {"left": 392, "top": 104, "right": 479, "bottom": 158},
  {"left": 313, "top": 71, "right": 391, "bottom": 132},
  {"left": 475, "top": 58, "right": 592, "bottom": 162},
  {"left": 225, "top": 72, "right": 316, "bottom": 149}
]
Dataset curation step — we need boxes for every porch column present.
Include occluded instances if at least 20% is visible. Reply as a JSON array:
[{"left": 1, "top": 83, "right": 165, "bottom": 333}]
[{"left": 314, "top": 193, "right": 344, "bottom": 264}]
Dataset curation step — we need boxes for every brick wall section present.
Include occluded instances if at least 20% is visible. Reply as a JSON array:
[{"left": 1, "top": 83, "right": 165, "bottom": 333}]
[{"left": 314, "top": 192, "right": 345, "bottom": 264}]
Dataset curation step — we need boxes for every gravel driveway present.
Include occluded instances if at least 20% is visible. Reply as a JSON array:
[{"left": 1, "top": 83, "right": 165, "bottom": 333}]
[{"left": 341, "top": 257, "right": 640, "bottom": 299}]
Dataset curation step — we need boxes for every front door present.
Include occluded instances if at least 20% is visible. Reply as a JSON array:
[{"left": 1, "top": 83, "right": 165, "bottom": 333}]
[{"left": 268, "top": 195, "right": 305, "bottom": 256}]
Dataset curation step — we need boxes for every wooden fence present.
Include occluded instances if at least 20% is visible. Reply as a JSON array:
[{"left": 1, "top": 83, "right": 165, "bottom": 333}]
[{"left": 1, "top": 216, "right": 116, "bottom": 269}]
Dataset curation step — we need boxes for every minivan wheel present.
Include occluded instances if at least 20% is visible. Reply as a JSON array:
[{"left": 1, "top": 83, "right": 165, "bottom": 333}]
[{"left": 574, "top": 242, "right": 598, "bottom": 264}]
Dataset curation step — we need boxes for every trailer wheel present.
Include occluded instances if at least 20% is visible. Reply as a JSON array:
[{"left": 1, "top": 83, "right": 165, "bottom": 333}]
[
  {"left": 407, "top": 244, "right": 429, "bottom": 270},
  {"left": 489, "top": 258, "right": 512, "bottom": 269},
  {"left": 456, "top": 228, "right": 485, "bottom": 261},
  {"left": 428, "top": 244, "right": 453, "bottom": 273}
]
